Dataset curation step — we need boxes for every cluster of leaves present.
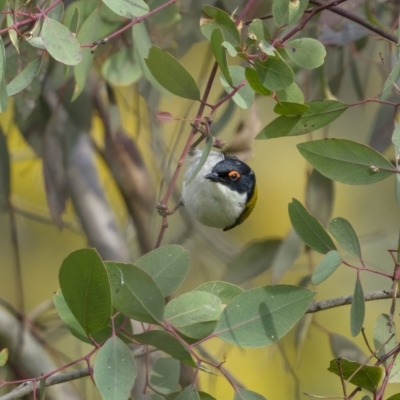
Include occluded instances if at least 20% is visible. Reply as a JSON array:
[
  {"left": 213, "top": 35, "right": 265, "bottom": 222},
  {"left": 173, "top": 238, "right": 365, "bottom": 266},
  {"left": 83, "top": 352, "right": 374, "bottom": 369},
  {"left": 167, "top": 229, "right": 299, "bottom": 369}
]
[{"left": 54, "top": 245, "right": 315, "bottom": 400}]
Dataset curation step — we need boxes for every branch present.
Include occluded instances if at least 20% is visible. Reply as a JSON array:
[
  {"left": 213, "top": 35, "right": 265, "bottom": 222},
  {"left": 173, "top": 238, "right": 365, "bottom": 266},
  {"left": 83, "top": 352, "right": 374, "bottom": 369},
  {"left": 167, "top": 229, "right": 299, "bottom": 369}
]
[
  {"left": 306, "top": 289, "right": 399, "bottom": 313},
  {"left": 0, "top": 348, "right": 148, "bottom": 400},
  {"left": 309, "top": 0, "right": 398, "bottom": 44}
]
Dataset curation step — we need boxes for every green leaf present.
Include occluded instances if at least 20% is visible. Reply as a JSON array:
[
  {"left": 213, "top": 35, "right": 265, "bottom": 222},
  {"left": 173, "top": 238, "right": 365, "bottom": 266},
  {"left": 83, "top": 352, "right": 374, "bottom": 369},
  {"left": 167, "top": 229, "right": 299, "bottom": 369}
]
[
  {"left": 47, "top": 1, "right": 64, "bottom": 21},
  {"left": 248, "top": 19, "right": 270, "bottom": 42},
  {"left": 145, "top": 46, "right": 200, "bottom": 100},
  {"left": 0, "top": 127, "right": 10, "bottom": 210},
  {"left": 200, "top": 5, "right": 240, "bottom": 47},
  {"left": 254, "top": 57, "right": 294, "bottom": 91},
  {"left": 199, "top": 392, "right": 217, "bottom": 400},
  {"left": 132, "top": 331, "right": 195, "bottom": 366},
  {"left": 7, "top": 14, "right": 19, "bottom": 54},
  {"left": 273, "top": 0, "right": 309, "bottom": 27},
  {"left": 234, "top": 388, "right": 267, "bottom": 400},
  {"left": 328, "top": 358, "right": 382, "bottom": 393},
  {"left": 165, "top": 292, "right": 222, "bottom": 339},
  {"left": 7, "top": 57, "right": 42, "bottom": 96},
  {"left": 350, "top": 277, "right": 365, "bottom": 337},
  {"left": 380, "top": 60, "right": 400, "bottom": 101},
  {"left": 222, "top": 41, "right": 237, "bottom": 57},
  {"left": 329, "top": 332, "right": 366, "bottom": 363},
  {"left": 373, "top": 314, "right": 398, "bottom": 371},
  {"left": 285, "top": 38, "right": 326, "bottom": 69},
  {"left": 94, "top": 337, "right": 137, "bottom": 400},
  {"left": 135, "top": 245, "right": 190, "bottom": 297},
  {"left": 101, "top": 48, "right": 142, "bottom": 86},
  {"left": 276, "top": 82, "right": 304, "bottom": 103},
  {"left": 257, "top": 100, "right": 348, "bottom": 139},
  {"left": 311, "top": 250, "right": 342, "bottom": 285},
  {"left": 101, "top": 0, "right": 149, "bottom": 18},
  {"left": 211, "top": 28, "right": 232, "bottom": 85},
  {"left": 59, "top": 249, "right": 112, "bottom": 334},
  {"left": 328, "top": 218, "right": 362, "bottom": 259},
  {"left": 387, "top": 395, "right": 400, "bottom": 400},
  {"left": 194, "top": 281, "right": 243, "bottom": 305},
  {"left": 273, "top": 102, "right": 309, "bottom": 115},
  {"left": 214, "top": 285, "right": 315, "bottom": 347},
  {"left": 0, "top": 0, "right": 7, "bottom": 12},
  {"left": 0, "top": 37, "right": 8, "bottom": 113},
  {"left": 54, "top": 291, "right": 129, "bottom": 344},
  {"left": 306, "top": 168, "right": 334, "bottom": 227},
  {"left": 288, "top": 198, "right": 336, "bottom": 254},
  {"left": 39, "top": 377, "right": 45, "bottom": 400},
  {"left": 224, "top": 239, "right": 282, "bottom": 284},
  {"left": 297, "top": 139, "right": 396, "bottom": 184},
  {"left": 245, "top": 67, "right": 271, "bottom": 97},
  {"left": 220, "top": 66, "right": 254, "bottom": 109},
  {"left": 73, "top": 8, "right": 100, "bottom": 100},
  {"left": 175, "top": 385, "right": 200, "bottom": 400},
  {"left": 106, "top": 261, "right": 165, "bottom": 325},
  {"left": 150, "top": 358, "right": 180, "bottom": 395},
  {"left": 42, "top": 18, "right": 82, "bottom": 66},
  {"left": 0, "top": 348, "right": 8, "bottom": 367}
]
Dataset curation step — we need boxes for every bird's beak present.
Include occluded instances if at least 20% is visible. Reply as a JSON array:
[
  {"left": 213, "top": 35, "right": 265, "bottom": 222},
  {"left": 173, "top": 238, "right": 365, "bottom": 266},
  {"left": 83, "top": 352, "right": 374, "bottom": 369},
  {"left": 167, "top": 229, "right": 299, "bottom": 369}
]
[{"left": 204, "top": 172, "right": 221, "bottom": 182}]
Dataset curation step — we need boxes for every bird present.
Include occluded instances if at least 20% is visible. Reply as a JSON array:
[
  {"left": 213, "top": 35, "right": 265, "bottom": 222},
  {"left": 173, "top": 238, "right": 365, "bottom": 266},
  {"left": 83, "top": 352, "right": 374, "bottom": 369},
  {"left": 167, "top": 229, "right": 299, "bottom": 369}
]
[{"left": 181, "top": 149, "right": 257, "bottom": 231}]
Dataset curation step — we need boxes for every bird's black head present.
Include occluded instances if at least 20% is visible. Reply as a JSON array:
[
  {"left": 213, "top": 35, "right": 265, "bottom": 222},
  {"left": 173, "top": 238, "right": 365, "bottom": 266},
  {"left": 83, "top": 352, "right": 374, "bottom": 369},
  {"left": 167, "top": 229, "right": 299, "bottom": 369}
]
[{"left": 204, "top": 155, "right": 256, "bottom": 197}]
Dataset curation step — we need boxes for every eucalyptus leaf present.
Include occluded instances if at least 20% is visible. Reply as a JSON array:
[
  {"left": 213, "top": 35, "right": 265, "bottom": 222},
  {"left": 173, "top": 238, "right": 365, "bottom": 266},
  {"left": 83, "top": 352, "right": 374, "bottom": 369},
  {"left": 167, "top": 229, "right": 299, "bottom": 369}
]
[
  {"left": 194, "top": 281, "right": 243, "bottom": 305},
  {"left": 59, "top": 249, "right": 112, "bottom": 334},
  {"left": 211, "top": 28, "right": 232, "bottom": 85},
  {"left": 380, "top": 60, "right": 400, "bottom": 101},
  {"left": 254, "top": 57, "right": 294, "bottom": 91},
  {"left": 220, "top": 66, "right": 254, "bottom": 109},
  {"left": 42, "top": 18, "right": 82, "bottom": 66},
  {"left": 175, "top": 385, "right": 200, "bottom": 400},
  {"left": 297, "top": 139, "right": 396, "bottom": 185},
  {"left": 257, "top": 100, "right": 348, "bottom": 139},
  {"left": 0, "top": 37, "right": 8, "bottom": 112},
  {"left": 214, "top": 285, "right": 315, "bottom": 347},
  {"left": 0, "top": 127, "right": 10, "bottom": 210},
  {"left": 273, "top": 102, "right": 309, "bottom": 116},
  {"left": 245, "top": 67, "right": 271, "bottom": 97},
  {"left": 273, "top": 0, "right": 309, "bottom": 27},
  {"left": 102, "top": 0, "right": 149, "bottom": 18},
  {"left": 328, "top": 218, "right": 362, "bottom": 260},
  {"left": 0, "top": 348, "right": 8, "bottom": 367},
  {"left": 150, "top": 358, "right": 180, "bottom": 395},
  {"left": 285, "top": 38, "right": 326, "bottom": 69},
  {"left": 288, "top": 198, "right": 336, "bottom": 254},
  {"left": 276, "top": 82, "right": 304, "bottom": 104},
  {"left": 135, "top": 245, "right": 190, "bottom": 297},
  {"left": 145, "top": 46, "right": 200, "bottom": 100},
  {"left": 94, "top": 337, "right": 137, "bottom": 400},
  {"left": 311, "top": 250, "right": 342, "bottom": 285},
  {"left": 328, "top": 358, "right": 382, "bottom": 393},
  {"left": 7, "top": 57, "right": 42, "bottom": 96},
  {"left": 234, "top": 388, "right": 267, "bottom": 400},
  {"left": 350, "top": 277, "right": 365, "bottom": 337},
  {"left": 200, "top": 5, "right": 240, "bottom": 47}
]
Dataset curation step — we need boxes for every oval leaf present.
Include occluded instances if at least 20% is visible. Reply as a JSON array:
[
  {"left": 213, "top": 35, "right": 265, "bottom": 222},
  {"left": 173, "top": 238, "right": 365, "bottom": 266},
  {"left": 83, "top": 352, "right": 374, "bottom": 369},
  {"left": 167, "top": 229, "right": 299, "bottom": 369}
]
[
  {"left": 194, "top": 281, "right": 243, "bottom": 305},
  {"left": 175, "top": 385, "right": 200, "bottom": 400},
  {"left": 7, "top": 57, "right": 42, "bottom": 96},
  {"left": 328, "top": 358, "right": 382, "bottom": 393},
  {"left": 106, "top": 261, "right": 165, "bottom": 324},
  {"left": 59, "top": 249, "right": 112, "bottom": 334},
  {"left": 273, "top": 0, "right": 309, "bottom": 27},
  {"left": 297, "top": 139, "right": 396, "bottom": 184},
  {"left": 328, "top": 218, "right": 362, "bottom": 259},
  {"left": 350, "top": 277, "right": 365, "bottom": 337},
  {"left": 254, "top": 57, "right": 294, "bottom": 91},
  {"left": 101, "top": 0, "right": 149, "bottom": 18},
  {"left": 94, "top": 336, "right": 137, "bottom": 400},
  {"left": 374, "top": 314, "right": 398, "bottom": 369},
  {"left": 220, "top": 65, "right": 254, "bottom": 109},
  {"left": 329, "top": 332, "right": 366, "bottom": 363},
  {"left": 257, "top": 100, "right": 348, "bottom": 139},
  {"left": 145, "top": 46, "right": 200, "bottom": 100},
  {"left": 42, "top": 17, "right": 82, "bottom": 66},
  {"left": 276, "top": 82, "right": 304, "bottom": 103},
  {"left": 285, "top": 38, "right": 326, "bottom": 69},
  {"left": 214, "top": 285, "right": 315, "bottom": 347},
  {"left": 135, "top": 245, "right": 190, "bottom": 297},
  {"left": 150, "top": 358, "right": 180, "bottom": 395},
  {"left": 311, "top": 250, "right": 342, "bottom": 285},
  {"left": 245, "top": 67, "right": 271, "bottom": 97},
  {"left": 165, "top": 292, "right": 222, "bottom": 339},
  {"left": 133, "top": 330, "right": 194, "bottom": 366},
  {"left": 211, "top": 28, "right": 232, "bottom": 86},
  {"left": 288, "top": 198, "right": 336, "bottom": 254},
  {"left": 0, "top": 348, "right": 8, "bottom": 367},
  {"left": 273, "top": 101, "right": 309, "bottom": 116},
  {"left": 200, "top": 5, "right": 240, "bottom": 47}
]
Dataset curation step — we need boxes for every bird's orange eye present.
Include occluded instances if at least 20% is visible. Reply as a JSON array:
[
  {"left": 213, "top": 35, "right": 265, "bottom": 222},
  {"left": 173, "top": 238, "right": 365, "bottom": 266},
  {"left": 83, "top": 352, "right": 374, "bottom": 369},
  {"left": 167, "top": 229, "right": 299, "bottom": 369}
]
[{"left": 228, "top": 170, "right": 240, "bottom": 180}]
